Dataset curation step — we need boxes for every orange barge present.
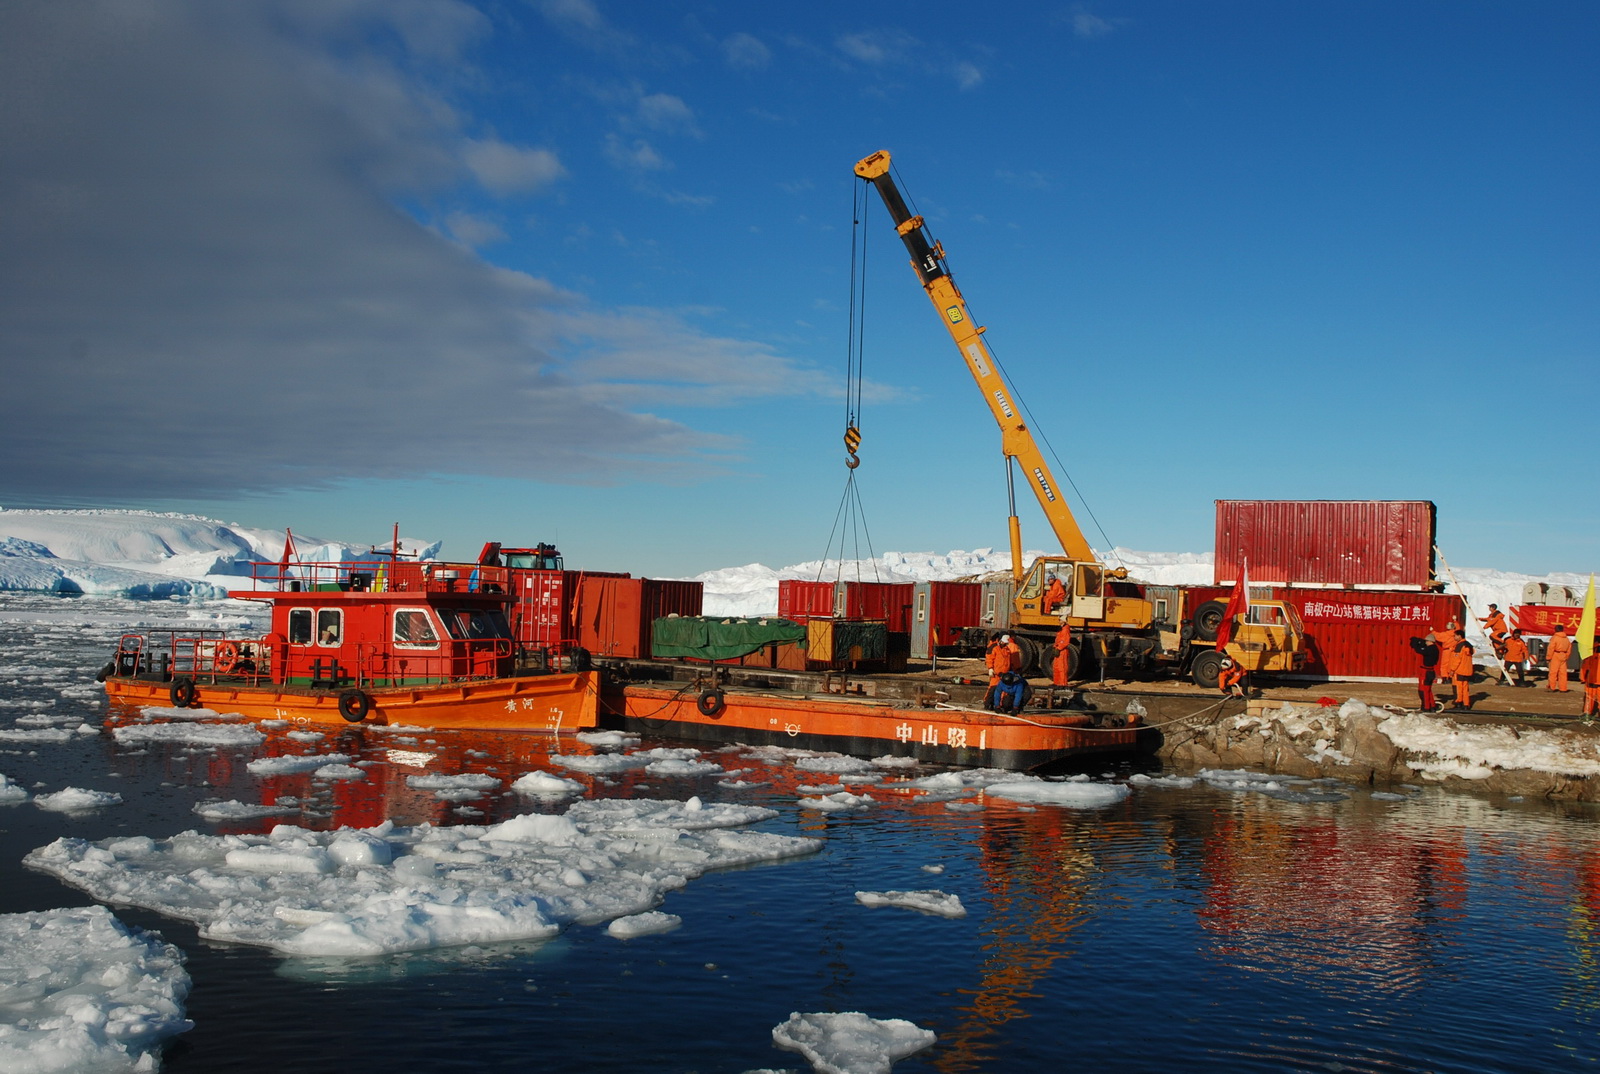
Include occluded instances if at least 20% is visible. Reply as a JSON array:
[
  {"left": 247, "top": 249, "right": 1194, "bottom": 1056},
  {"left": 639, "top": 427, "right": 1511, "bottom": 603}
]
[
  {"left": 605, "top": 673, "right": 1138, "bottom": 770},
  {"left": 99, "top": 556, "right": 599, "bottom": 732}
]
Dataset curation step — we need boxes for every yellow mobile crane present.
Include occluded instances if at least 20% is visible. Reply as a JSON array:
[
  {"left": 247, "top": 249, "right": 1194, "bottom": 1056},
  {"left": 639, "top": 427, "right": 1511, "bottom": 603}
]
[{"left": 855, "top": 150, "right": 1306, "bottom": 685}]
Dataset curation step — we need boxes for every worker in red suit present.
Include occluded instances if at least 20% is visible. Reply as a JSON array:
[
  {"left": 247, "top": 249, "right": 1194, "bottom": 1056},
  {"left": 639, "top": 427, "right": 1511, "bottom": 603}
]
[
  {"left": 1501, "top": 629, "right": 1530, "bottom": 687},
  {"left": 1478, "top": 604, "right": 1507, "bottom": 643},
  {"left": 1409, "top": 634, "right": 1441, "bottom": 712},
  {"left": 1218, "top": 657, "right": 1246, "bottom": 698},
  {"left": 985, "top": 633, "right": 1022, "bottom": 709},
  {"left": 1051, "top": 621, "right": 1073, "bottom": 686},
  {"left": 1547, "top": 624, "right": 1573, "bottom": 692},
  {"left": 1043, "top": 573, "right": 1067, "bottom": 615},
  {"left": 1580, "top": 649, "right": 1600, "bottom": 720},
  {"left": 1450, "top": 638, "right": 1474, "bottom": 709}
]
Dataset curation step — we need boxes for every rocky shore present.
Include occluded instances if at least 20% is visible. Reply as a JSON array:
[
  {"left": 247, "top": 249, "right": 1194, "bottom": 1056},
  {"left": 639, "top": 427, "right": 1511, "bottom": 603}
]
[{"left": 1153, "top": 694, "right": 1600, "bottom": 802}]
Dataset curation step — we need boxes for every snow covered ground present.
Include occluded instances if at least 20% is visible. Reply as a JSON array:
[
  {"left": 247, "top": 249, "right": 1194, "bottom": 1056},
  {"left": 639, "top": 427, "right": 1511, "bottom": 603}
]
[{"left": 1, "top": 508, "right": 1588, "bottom": 653}]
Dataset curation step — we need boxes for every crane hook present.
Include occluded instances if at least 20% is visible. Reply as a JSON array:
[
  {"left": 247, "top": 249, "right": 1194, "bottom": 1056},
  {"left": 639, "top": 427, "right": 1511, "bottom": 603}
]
[{"left": 844, "top": 425, "right": 861, "bottom": 469}]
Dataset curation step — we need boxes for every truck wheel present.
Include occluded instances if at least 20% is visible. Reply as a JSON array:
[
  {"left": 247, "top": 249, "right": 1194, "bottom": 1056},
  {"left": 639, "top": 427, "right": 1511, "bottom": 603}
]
[
  {"left": 1049, "top": 643, "right": 1079, "bottom": 681},
  {"left": 1192, "top": 601, "right": 1226, "bottom": 642},
  {"left": 1191, "top": 650, "right": 1223, "bottom": 689},
  {"left": 1013, "top": 635, "right": 1044, "bottom": 677}
]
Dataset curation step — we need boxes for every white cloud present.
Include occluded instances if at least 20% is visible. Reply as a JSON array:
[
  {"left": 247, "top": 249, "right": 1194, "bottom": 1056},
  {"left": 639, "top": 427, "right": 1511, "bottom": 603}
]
[
  {"left": 1072, "top": 9, "right": 1117, "bottom": 39},
  {"left": 443, "top": 210, "right": 507, "bottom": 247},
  {"left": 723, "top": 32, "right": 770, "bottom": 70},
  {"left": 604, "top": 133, "right": 668, "bottom": 171},
  {"left": 0, "top": 1, "right": 779, "bottom": 501},
  {"left": 462, "top": 138, "right": 566, "bottom": 195},
  {"left": 954, "top": 61, "right": 983, "bottom": 90},
  {"left": 636, "top": 93, "right": 700, "bottom": 137}
]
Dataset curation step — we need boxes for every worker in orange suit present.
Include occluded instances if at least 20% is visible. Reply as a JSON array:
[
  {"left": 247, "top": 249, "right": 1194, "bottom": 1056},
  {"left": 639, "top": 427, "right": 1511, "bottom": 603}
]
[
  {"left": 1434, "top": 621, "right": 1461, "bottom": 655},
  {"left": 1450, "top": 638, "right": 1474, "bottom": 709},
  {"left": 1218, "top": 657, "right": 1246, "bottom": 698},
  {"left": 1043, "top": 573, "right": 1067, "bottom": 615},
  {"left": 1547, "top": 624, "right": 1573, "bottom": 692},
  {"left": 1051, "top": 621, "right": 1073, "bottom": 686},
  {"left": 1580, "top": 649, "right": 1600, "bottom": 719},
  {"left": 985, "top": 633, "right": 1022, "bottom": 709},
  {"left": 1478, "top": 604, "right": 1507, "bottom": 642},
  {"left": 1502, "top": 629, "right": 1530, "bottom": 687}
]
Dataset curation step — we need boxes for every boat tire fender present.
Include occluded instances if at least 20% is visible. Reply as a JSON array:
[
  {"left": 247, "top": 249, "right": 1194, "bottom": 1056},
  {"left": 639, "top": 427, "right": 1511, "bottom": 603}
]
[
  {"left": 338, "top": 689, "right": 372, "bottom": 722},
  {"left": 696, "top": 687, "right": 726, "bottom": 718},
  {"left": 96, "top": 662, "right": 114, "bottom": 683},
  {"left": 169, "top": 677, "right": 197, "bottom": 708}
]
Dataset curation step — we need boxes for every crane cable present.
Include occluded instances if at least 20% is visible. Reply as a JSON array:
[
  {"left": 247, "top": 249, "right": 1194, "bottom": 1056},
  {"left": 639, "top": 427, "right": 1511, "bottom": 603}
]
[{"left": 815, "top": 180, "right": 881, "bottom": 585}]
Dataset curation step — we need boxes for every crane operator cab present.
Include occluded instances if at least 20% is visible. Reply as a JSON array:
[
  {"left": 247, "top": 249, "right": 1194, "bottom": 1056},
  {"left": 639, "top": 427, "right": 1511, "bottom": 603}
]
[{"left": 1015, "top": 557, "right": 1146, "bottom": 630}]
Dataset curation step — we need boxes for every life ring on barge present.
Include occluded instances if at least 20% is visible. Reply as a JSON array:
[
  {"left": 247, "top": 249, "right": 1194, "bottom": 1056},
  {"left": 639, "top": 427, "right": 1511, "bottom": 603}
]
[
  {"left": 169, "top": 677, "right": 197, "bottom": 708},
  {"left": 696, "top": 687, "right": 727, "bottom": 718},
  {"left": 213, "top": 640, "right": 241, "bottom": 675},
  {"left": 337, "top": 689, "right": 373, "bottom": 722}
]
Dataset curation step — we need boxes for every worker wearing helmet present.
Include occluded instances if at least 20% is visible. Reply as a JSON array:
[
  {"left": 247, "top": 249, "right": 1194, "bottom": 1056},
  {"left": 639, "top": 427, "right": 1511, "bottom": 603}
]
[
  {"left": 985, "top": 633, "right": 1022, "bottom": 709},
  {"left": 1218, "top": 656, "right": 1246, "bottom": 698}
]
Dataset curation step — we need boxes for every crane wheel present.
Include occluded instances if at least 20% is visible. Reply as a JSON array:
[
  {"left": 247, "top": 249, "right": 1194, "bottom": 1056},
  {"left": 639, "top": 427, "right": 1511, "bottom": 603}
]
[{"left": 1191, "top": 650, "right": 1224, "bottom": 690}]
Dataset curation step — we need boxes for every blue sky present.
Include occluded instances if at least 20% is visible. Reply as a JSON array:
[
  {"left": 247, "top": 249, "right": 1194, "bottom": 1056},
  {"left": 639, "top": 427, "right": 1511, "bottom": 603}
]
[{"left": 2, "top": 1, "right": 1595, "bottom": 577}]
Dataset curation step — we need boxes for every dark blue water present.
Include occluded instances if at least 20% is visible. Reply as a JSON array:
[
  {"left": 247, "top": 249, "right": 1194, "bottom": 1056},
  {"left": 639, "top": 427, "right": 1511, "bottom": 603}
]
[{"left": 3, "top": 595, "right": 1599, "bottom": 1072}]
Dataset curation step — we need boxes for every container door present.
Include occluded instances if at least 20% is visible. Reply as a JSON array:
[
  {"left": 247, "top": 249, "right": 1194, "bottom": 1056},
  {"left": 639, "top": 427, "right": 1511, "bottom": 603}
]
[{"left": 910, "top": 583, "right": 931, "bottom": 660}]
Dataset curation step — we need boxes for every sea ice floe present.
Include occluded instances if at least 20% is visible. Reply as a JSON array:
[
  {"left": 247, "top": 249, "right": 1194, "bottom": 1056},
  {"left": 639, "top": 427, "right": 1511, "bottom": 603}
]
[
  {"left": 644, "top": 757, "right": 724, "bottom": 778},
  {"left": 796, "top": 755, "right": 878, "bottom": 775},
  {"left": 983, "top": 778, "right": 1130, "bottom": 808},
  {"left": 137, "top": 705, "right": 242, "bottom": 722},
  {"left": 771, "top": 1011, "right": 936, "bottom": 1074},
  {"left": 0, "top": 727, "right": 76, "bottom": 744},
  {"left": 247, "top": 752, "right": 352, "bottom": 776},
  {"left": 194, "top": 799, "right": 299, "bottom": 821},
  {"left": 799, "top": 791, "right": 874, "bottom": 812},
  {"left": 0, "top": 772, "right": 29, "bottom": 805},
  {"left": 25, "top": 798, "right": 815, "bottom": 957},
  {"left": 35, "top": 786, "right": 123, "bottom": 812},
  {"left": 551, "top": 752, "right": 649, "bottom": 774},
  {"left": 511, "top": 770, "right": 585, "bottom": 797},
  {"left": 575, "top": 730, "right": 640, "bottom": 750},
  {"left": 1198, "top": 769, "right": 1349, "bottom": 802},
  {"left": 855, "top": 889, "right": 967, "bottom": 918},
  {"left": 607, "top": 910, "right": 682, "bottom": 939},
  {"left": 0, "top": 905, "right": 192, "bottom": 1073},
  {"left": 313, "top": 764, "right": 366, "bottom": 781},
  {"left": 115, "top": 722, "right": 266, "bottom": 748},
  {"left": 405, "top": 773, "right": 500, "bottom": 801}
]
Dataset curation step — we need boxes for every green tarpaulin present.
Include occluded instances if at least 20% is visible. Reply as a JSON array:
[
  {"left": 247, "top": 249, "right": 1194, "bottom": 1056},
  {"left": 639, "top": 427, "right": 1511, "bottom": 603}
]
[{"left": 650, "top": 616, "right": 808, "bottom": 661}]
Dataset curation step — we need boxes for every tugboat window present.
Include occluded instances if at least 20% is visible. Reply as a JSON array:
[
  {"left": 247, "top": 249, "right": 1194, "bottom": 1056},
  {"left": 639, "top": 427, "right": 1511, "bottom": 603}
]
[
  {"left": 394, "top": 609, "right": 439, "bottom": 647},
  {"left": 317, "top": 609, "right": 342, "bottom": 646},
  {"left": 288, "top": 608, "right": 312, "bottom": 644},
  {"left": 438, "top": 608, "right": 511, "bottom": 640}
]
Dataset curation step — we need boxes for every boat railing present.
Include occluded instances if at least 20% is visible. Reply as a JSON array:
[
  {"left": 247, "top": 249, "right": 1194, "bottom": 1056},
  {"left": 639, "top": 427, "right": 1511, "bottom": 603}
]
[{"left": 240, "top": 559, "right": 513, "bottom": 596}]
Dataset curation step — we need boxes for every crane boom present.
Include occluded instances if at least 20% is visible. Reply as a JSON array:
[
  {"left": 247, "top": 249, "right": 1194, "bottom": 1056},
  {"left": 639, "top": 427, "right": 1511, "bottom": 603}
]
[{"left": 854, "top": 151, "right": 1096, "bottom": 570}]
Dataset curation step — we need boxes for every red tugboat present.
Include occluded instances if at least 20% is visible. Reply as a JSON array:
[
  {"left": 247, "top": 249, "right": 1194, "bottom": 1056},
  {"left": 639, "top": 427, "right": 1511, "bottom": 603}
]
[{"left": 99, "top": 556, "right": 599, "bottom": 731}]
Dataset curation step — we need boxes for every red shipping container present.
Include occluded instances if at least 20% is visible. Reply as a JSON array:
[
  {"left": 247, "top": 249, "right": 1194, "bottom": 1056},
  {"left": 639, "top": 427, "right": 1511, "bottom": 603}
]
[
  {"left": 1183, "top": 584, "right": 1464, "bottom": 681},
  {"left": 1214, "top": 500, "right": 1437, "bottom": 590},
  {"left": 911, "top": 581, "right": 985, "bottom": 659},
  {"left": 836, "top": 582, "right": 916, "bottom": 633},
  {"left": 778, "top": 580, "right": 836, "bottom": 621},
  {"left": 576, "top": 577, "right": 704, "bottom": 658}
]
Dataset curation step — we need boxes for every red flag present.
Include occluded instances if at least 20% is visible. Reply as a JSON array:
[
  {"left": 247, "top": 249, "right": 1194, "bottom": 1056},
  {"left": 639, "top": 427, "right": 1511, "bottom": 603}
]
[
  {"left": 1215, "top": 557, "right": 1248, "bottom": 651},
  {"left": 278, "top": 528, "right": 296, "bottom": 579}
]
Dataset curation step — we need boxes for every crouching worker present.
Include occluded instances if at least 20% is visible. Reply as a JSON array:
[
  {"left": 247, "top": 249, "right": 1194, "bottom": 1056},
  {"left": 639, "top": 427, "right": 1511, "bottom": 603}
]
[
  {"left": 994, "top": 671, "right": 1029, "bottom": 714},
  {"left": 1218, "top": 657, "right": 1246, "bottom": 698}
]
